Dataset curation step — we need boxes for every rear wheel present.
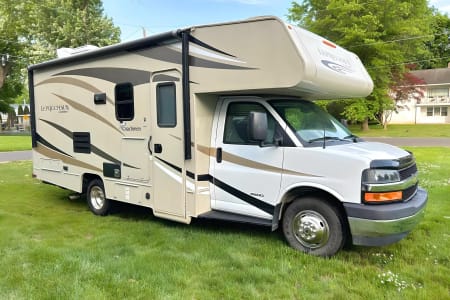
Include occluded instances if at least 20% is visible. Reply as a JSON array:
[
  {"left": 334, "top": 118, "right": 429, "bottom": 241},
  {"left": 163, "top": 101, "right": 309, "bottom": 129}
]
[
  {"left": 86, "top": 179, "right": 110, "bottom": 216},
  {"left": 282, "top": 197, "right": 346, "bottom": 257}
]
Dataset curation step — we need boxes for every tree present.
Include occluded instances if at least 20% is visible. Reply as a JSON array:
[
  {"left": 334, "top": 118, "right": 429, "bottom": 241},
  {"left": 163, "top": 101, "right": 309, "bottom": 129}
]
[
  {"left": 288, "top": 0, "right": 434, "bottom": 130},
  {"left": 0, "top": 0, "right": 121, "bottom": 112},
  {"left": 422, "top": 11, "right": 450, "bottom": 69}
]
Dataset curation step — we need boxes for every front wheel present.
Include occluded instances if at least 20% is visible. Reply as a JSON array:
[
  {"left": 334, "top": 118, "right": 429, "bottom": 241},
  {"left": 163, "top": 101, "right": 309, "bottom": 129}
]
[
  {"left": 282, "top": 197, "right": 346, "bottom": 257},
  {"left": 86, "top": 179, "right": 111, "bottom": 216}
]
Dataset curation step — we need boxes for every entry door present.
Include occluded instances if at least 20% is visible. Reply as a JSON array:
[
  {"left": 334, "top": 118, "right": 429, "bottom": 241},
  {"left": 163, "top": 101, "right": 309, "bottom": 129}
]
[
  {"left": 150, "top": 71, "right": 185, "bottom": 217},
  {"left": 212, "top": 100, "right": 284, "bottom": 220}
]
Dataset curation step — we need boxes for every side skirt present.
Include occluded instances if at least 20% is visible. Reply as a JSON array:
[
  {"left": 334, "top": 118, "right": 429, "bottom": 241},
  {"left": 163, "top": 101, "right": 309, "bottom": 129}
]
[{"left": 198, "top": 210, "right": 273, "bottom": 228}]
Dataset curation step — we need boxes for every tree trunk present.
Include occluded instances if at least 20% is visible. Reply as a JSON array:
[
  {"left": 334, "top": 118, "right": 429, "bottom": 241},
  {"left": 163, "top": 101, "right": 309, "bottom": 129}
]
[{"left": 361, "top": 118, "right": 369, "bottom": 131}]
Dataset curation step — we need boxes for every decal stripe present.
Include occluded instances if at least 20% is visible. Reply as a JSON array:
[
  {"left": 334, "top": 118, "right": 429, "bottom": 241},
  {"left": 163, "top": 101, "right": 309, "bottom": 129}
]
[
  {"left": 54, "top": 67, "right": 151, "bottom": 86},
  {"left": 35, "top": 77, "right": 114, "bottom": 104},
  {"left": 52, "top": 94, "right": 123, "bottom": 135},
  {"left": 35, "top": 142, "right": 102, "bottom": 173},
  {"left": 196, "top": 144, "right": 320, "bottom": 177},
  {"left": 39, "top": 118, "right": 139, "bottom": 169},
  {"left": 211, "top": 176, "right": 275, "bottom": 215},
  {"left": 135, "top": 47, "right": 255, "bottom": 70},
  {"left": 188, "top": 35, "right": 237, "bottom": 58},
  {"left": 155, "top": 156, "right": 182, "bottom": 173},
  {"left": 197, "top": 174, "right": 211, "bottom": 181},
  {"left": 36, "top": 134, "right": 72, "bottom": 157}
]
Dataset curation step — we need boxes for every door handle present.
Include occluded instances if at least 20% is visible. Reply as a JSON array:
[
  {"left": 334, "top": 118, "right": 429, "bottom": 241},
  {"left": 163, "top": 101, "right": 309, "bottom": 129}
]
[
  {"left": 216, "top": 147, "right": 222, "bottom": 163},
  {"left": 154, "top": 144, "right": 162, "bottom": 153}
]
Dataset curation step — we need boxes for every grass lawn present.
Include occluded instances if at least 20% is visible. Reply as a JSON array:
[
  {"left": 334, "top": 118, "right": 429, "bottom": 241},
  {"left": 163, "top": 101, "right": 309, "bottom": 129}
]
[
  {"left": 0, "top": 149, "right": 449, "bottom": 299},
  {"left": 350, "top": 124, "right": 450, "bottom": 137},
  {"left": 0, "top": 135, "right": 32, "bottom": 152}
]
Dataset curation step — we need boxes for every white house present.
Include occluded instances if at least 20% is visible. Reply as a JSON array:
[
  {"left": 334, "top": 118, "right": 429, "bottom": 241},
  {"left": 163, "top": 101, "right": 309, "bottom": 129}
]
[
  {"left": 389, "top": 66, "right": 450, "bottom": 124},
  {"left": 0, "top": 103, "right": 31, "bottom": 130}
]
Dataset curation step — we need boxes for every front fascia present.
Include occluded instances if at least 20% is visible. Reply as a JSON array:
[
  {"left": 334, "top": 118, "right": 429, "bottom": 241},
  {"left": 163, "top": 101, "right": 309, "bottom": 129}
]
[
  {"left": 278, "top": 141, "right": 413, "bottom": 205},
  {"left": 280, "top": 146, "right": 369, "bottom": 204}
]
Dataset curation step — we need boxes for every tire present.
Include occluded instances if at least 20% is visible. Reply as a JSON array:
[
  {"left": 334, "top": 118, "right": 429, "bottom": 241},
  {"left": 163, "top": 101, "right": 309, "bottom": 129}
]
[
  {"left": 282, "top": 197, "right": 346, "bottom": 257},
  {"left": 86, "top": 179, "right": 111, "bottom": 216}
]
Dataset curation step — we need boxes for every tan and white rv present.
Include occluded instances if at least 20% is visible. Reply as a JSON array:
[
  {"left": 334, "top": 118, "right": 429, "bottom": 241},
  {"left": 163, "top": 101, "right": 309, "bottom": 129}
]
[{"left": 28, "top": 16, "right": 427, "bottom": 256}]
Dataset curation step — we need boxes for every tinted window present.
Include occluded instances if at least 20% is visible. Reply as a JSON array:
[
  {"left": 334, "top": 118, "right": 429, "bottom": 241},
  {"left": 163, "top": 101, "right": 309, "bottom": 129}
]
[
  {"left": 223, "top": 102, "right": 276, "bottom": 145},
  {"left": 115, "top": 83, "right": 134, "bottom": 121}
]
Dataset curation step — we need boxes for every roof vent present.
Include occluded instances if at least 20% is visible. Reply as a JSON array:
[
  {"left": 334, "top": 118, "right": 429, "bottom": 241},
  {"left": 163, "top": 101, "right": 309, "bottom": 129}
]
[{"left": 56, "top": 45, "right": 99, "bottom": 58}]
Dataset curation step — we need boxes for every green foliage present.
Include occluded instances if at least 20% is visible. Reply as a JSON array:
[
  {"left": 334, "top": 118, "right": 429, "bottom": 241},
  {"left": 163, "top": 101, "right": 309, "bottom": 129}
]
[
  {"left": 422, "top": 10, "right": 450, "bottom": 69},
  {"left": 0, "top": 0, "right": 121, "bottom": 112},
  {"left": 288, "top": 0, "right": 436, "bottom": 125},
  {"left": 0, "top": 156, "right": 449, "bottom": 298},
  {"left": 0, "top": 136, "right": 31, "bottom": 151}
]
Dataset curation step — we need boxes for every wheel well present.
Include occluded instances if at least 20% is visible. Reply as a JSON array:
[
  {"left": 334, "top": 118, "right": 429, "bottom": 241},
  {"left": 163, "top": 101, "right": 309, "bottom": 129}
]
[
  {"left": 278, "top": 186, "right": 350, "bottom": 241},
  {"left": 82, "top": 173, "right": 102, "bottom": 194}
]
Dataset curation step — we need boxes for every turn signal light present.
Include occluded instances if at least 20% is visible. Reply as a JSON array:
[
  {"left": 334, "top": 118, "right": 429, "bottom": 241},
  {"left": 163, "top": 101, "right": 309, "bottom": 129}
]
[{"left": 364, "top": 191, "right": 402, "bottom": 203}]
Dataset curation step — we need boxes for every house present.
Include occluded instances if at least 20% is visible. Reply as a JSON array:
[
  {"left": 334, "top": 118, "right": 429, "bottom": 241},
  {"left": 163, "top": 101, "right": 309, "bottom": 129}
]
[
  {"left": 0, "top": 103, "right": 31, "bottom": 130},
  {"left": 389, "top": 66, "right": 450, "bottom": 124}
]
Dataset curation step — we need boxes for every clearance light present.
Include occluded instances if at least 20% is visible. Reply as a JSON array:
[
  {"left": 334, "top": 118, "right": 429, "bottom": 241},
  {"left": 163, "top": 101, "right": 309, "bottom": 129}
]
[
  {"left": 322, "top": 40, "right": 336, "bottom": 48},
  {"left": 364, "top": 191, "right": 402, "bottom": 203}
]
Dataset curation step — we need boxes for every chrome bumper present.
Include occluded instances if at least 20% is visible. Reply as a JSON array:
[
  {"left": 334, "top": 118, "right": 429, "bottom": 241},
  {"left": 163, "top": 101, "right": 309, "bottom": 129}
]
[{"left": 344, "top": 188, "right": 427, "bottom": 246}]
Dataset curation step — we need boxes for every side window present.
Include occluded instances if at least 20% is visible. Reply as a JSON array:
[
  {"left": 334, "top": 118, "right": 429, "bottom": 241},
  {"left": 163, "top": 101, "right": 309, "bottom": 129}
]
[
  {"left": 223, "top": 102, "right": 276, "bottom": 145},
  {"left": 157, "top": 83, "right": 176, "bottom": 128},
  {"left": 115, "top": 83, "right": 134, "bottom": 121}
]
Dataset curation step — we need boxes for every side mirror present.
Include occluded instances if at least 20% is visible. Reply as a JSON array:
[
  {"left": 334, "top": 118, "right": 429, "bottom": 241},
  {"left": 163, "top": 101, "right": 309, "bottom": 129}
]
[{"left": 248, "top": 111, "right": 268, "bottom": 142}]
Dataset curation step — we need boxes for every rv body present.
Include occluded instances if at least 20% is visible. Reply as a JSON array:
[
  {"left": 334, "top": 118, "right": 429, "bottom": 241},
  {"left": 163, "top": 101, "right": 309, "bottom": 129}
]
[{"left": 29, "top": 17, "right": 427, "bottom": 256}]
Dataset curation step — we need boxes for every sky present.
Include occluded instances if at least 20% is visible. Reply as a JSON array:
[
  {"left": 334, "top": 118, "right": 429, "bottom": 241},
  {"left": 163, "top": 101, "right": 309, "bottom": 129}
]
[
  {"left": 102, "top": 0, "right": 293, "bottom": 41},
  {"left": 103, "top": 0, "right": 450, "bottom": 42}
]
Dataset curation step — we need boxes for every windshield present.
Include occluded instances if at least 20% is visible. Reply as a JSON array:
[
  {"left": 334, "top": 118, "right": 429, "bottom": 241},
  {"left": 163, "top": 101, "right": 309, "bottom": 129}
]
[{"left": 270, "top": 100, "right": 354, "bottom": 145}]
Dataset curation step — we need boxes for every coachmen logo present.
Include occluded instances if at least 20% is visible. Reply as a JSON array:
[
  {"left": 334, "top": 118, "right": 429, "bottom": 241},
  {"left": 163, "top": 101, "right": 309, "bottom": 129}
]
[
  {"left": 120, "top": 122, "right": 142, "bottom": 132},
  {"left": 321, "top": 60, "right": 353, "bottom": 75}
]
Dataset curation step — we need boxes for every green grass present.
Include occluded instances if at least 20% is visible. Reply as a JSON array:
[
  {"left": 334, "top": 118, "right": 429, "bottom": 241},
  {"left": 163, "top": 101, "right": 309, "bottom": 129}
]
[
  {"left": 0, "top": 135, "right": 32, "bottom": 151},
  {"left": 0, "top": 151, "right": 449, "bottom": 299},
  {"left": 350, "top": 124, "right": 450, "bottom": 137}
]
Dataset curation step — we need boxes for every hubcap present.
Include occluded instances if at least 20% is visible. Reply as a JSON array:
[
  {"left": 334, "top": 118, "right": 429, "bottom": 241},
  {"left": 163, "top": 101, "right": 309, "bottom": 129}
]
[
  {"left": 292, "top": 210, "right": 329, "bottom": 249},
  {"left": 90, "top": 186, "right": 105, "bottom": 210}
]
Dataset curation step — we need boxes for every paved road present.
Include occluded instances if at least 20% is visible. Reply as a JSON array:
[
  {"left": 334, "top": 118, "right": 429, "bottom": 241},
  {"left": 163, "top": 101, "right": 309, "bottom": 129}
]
[
  {"left": 0, "top": 150, "right": 32, "bottom": 162},
  {"left": 363, "top": 137, "right": 450, "bottom": 147}
]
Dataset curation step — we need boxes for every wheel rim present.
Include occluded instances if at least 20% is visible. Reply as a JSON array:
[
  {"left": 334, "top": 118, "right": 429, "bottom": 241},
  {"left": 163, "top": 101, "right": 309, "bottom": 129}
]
[
  {"left": 90, "top": 186, "right": 105, "bottom": 210},
  {"left": 292, "top": 210, "right": 330, "bottom": 249}
]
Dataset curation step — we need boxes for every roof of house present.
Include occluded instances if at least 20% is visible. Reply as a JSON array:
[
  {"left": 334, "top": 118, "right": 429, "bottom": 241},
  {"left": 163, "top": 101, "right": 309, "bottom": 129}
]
[{"left": 410, "top": 67, "right": 450, "bottom": 85}]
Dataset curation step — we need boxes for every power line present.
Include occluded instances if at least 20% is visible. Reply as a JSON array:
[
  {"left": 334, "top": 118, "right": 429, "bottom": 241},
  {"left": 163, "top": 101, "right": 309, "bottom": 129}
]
[{"left": 366, "top": 55, "right": 450, "bottom": 69}]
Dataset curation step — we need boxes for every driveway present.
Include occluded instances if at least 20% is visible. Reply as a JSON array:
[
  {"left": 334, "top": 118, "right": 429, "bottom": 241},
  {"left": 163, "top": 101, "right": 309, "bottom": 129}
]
[{"left": 0, "top": 150, "right": 32, "bottom": 163}]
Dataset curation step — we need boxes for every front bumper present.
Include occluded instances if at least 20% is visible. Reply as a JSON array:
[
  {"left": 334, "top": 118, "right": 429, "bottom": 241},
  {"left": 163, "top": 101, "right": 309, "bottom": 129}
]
[{"left": 344, "top": 188, "right": 427, "bottom": 246}]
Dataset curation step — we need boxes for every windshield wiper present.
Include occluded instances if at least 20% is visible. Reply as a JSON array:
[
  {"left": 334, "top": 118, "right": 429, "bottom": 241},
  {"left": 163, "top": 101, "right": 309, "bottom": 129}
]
[
  {"left": 308, "top": 136, "right": 347, "bottom": 143},
  {"left": 343, "top": 134, "right": 359, "bottom": 142}
]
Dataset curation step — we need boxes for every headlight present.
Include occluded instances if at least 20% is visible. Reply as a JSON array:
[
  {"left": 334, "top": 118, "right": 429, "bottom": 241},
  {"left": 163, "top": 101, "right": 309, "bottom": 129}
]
[{"left": 362, "top": 169, "right": 400, "bottom": 184}]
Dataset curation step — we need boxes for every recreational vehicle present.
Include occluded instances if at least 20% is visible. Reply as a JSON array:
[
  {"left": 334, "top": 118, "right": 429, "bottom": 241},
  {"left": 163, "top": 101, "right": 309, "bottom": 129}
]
[{"left": 28, "top": 16, "right": 427, "bottom": 256}]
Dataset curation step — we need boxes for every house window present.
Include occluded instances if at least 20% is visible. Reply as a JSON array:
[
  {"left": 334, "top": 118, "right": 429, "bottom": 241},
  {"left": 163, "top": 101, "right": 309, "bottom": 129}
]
[
  {"left": 427, "top": 88, "right": 449, "bottom": 98},
  {"left": 115, "top": 83, "right": 134, "bottom": 121},
  {"left": 156, "top": 83, "right": 176, "bottom": 128},
  {"left": 426, "top": 106, "right": 448, "bottom": 117}
]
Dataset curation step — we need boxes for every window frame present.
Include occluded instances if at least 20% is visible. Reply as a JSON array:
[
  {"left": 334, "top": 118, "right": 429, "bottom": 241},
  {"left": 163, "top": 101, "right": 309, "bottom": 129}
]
[
  {"left": 115, "top": 82, "right": 134, "bottom": 121},
  {"left": 156, "top": 82, "right": 177, "bottom": 128},
  {"left": 223, "top": 102, "right": 278, "bottom": 146}
]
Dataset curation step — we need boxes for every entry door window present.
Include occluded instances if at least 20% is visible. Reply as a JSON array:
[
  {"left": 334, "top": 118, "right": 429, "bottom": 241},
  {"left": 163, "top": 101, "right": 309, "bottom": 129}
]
[{"left": 156, "top": 83, "right": 176, "bottom": 128}]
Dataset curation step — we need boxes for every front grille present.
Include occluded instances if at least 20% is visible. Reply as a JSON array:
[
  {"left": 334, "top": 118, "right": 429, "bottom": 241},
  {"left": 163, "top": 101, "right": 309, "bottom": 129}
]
[
  {"left": 403, "top": 183, "right": 418, "bottom": 201},
  {"left": 400, "top": 163, "right": 417, "bottom": 180}
]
